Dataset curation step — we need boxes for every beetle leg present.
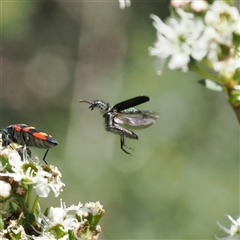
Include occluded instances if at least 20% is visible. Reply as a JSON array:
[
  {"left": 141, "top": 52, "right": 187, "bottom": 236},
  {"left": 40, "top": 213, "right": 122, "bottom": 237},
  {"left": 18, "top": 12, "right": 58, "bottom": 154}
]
[
  {"left": 120, "top": 134, "right": 132, "bottom": 155},
  {"left": 105, "top": 112, "right": 138, "bottom": 154},
  {"left": 42, "top": 149, "right": 49, "bottom": 164}
]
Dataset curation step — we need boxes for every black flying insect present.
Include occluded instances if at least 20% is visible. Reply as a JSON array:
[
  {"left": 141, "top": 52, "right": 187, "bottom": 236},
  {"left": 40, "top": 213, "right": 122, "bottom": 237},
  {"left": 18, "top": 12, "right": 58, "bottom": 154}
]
[{"left": 79, "top": 96, "right": 159, "bottom": 154}]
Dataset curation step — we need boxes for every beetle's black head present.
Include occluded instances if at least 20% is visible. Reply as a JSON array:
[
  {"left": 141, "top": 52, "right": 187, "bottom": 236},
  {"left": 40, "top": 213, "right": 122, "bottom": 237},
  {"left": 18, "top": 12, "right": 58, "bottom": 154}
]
[{"left": 0, "top": 127, "right": 13, "bottom": 147}]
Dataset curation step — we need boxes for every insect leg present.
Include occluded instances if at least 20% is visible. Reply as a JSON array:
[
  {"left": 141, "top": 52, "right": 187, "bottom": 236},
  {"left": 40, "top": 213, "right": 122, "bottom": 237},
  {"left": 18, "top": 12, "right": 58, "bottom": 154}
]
[
  {"left": 105, "top": 112, "right": 138, "bottom": 154},
  {"left": 42, "top": 149, "right": 49, "bottom": 164},
  {"left": 106, "top": 124, "right": 133, "bottom": 154},
  {"left": 120, "top": 134, "right": 132, "bottom": 155}
]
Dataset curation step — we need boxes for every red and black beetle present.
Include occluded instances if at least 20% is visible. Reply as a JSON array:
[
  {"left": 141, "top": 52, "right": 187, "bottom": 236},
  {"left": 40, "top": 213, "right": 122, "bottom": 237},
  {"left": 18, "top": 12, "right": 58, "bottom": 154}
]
[{"left": 1, "top": 124, "right": 58, "bottom": 164}]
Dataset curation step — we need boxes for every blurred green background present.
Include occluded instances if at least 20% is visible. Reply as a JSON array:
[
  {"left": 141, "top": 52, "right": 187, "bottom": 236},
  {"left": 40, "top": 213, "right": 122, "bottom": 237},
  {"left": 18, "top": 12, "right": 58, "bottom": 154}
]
[{"left": 1, "top": 1, "right": 239, "bottom": 239}]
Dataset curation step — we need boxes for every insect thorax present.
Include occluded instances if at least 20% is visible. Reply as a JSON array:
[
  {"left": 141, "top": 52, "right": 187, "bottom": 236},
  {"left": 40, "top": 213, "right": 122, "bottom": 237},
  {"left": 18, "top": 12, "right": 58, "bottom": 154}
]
[{"left": 93, "top": 101, "right": 110, "bottom": 113}]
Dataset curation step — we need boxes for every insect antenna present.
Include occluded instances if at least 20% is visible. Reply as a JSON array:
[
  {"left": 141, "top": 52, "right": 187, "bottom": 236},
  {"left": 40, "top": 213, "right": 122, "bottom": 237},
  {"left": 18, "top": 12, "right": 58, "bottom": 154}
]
[
  {"left": 79, "top": 100, "right": 93, "bottom": 105},
  {"left": 79, "top": 100, "right": 95, "bottom": 110}
]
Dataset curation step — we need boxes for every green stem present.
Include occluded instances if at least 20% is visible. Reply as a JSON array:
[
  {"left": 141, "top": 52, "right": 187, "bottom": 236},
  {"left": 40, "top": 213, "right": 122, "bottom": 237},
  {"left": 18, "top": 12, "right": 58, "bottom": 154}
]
[
  {"left": 26, "top": 185, "right": 33, "bottom": 210},
  {"left": 190, "top": 61, "right": 220, "bottom": 82},
  {"left": 31, "top": 195, "right": 40, "bottom": 213}
]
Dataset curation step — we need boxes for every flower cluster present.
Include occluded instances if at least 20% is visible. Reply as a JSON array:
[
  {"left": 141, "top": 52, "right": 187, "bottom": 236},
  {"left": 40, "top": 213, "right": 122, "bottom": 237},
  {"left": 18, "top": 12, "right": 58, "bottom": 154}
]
[
  {"left": 0, "top": 148, "right": 64, "bottom": 198},
  {"left": 216, "top": 215, "right": 240, "bottom": 240},
  {"left": 150, "top": 0, "right": 240, "bottom": 105},
  {"left": 0, "top": 135, "right": 105, "bottom": 239},
  {"left": 33, "top": 200, "right": 104, "bottom": 240},
  {"left": 0, "top": 199, "right": 104, "bottom": 240}
]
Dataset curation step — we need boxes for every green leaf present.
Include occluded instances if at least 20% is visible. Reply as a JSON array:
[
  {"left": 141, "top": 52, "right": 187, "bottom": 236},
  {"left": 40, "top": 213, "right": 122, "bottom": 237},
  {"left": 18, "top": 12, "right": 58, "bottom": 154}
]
[{"left": 198, "top": 79, "right": 225, "bottom": 92}]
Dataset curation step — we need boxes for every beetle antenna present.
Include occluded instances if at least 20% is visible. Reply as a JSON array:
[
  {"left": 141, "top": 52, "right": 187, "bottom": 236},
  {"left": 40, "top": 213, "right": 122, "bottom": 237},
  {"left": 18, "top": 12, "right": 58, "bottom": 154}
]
[
  {"left": 79, "top": 100, "right": 93, "bottom": 105},
  {"left": 79, "top": 99, "right": 95, "bottom": 110}
]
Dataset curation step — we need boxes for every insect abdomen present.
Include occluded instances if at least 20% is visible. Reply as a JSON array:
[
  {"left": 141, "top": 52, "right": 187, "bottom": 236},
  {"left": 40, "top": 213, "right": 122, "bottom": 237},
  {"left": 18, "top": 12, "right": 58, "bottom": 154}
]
[{"left": 22, "top": 132, "right": 58, "bottom": 148}]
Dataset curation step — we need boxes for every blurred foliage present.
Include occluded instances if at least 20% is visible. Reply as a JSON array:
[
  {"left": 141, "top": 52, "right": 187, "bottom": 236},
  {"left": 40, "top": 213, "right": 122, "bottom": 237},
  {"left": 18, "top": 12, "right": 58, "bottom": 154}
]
[{"left": 1, "top": 1, "right": 239, "bottom": 239}]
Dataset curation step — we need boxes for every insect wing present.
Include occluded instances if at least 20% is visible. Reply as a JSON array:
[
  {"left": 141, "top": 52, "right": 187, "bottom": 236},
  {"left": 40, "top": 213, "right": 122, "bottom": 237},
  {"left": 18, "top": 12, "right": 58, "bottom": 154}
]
[
  {"left": 114, "top": 111, "right": 159, "bottom": 128},
  {"left": 112, "top": 96, "right": 149, "bottom": 112}
]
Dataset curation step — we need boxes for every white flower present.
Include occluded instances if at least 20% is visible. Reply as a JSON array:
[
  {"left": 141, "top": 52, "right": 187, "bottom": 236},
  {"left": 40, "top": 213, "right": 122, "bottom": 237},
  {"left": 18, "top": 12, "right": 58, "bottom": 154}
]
[
  {"left": 0, "top": 150, "right": 65, "bottom": 198},
  {"left": 199, "top": 0, "right": 240, "bottom": 67},
  {"left": 0, "top": 219, "right": 28, "bottom": 240},
  {"left": 205, "top": 1, "right": 239, "bottom": 46},
  {"left": 190, "top": 0, "right": 208, "bottom": 12},
  {"left": 149, "top": 9, "right": 204, "bottom": 72},
  {"left": 85, "top": 201, "right": 104, "bottom": 216},
  {"left": 45, "top": 200, "right": 83, "bottom": 230},
  {"left": 32, "top": 232, "right": 57, "bottom": 240},
  {"left": 150, "top": 0, "right": 240, "bottom": 75},
  {"left": 1, "top": 149, "right": 32, "bottom": 182},
  {"left": 6, "top": 150, "right": 50, "bottom": 197},
  {"left": 33, "top": 178, "right": 50, "bottom": 197},
  {"left": 41, "top": 200, "right": 104, "bottom": 239},
  {"left": 8, "top": 150, "right": 39, "bottom": 184},
  {"left": 32, "top": 231, "right": 70, "bottom": 240},
  {"left": 192, "top": 3, "right": 238, "bottom": 63},
  {"left": 41, "top": 200, "right": 89, "bottom": 238},
  {"left": 216, "top": 215, "right": 240, "bottom": 240},
  {"left": 118, "top": 0, "right": 130, "bottom": 9},
  {"left": 47, "top": 206, "right": 78, "bottom": 230},
  {"left": 171, "top": 0, "right": 189, "bottom": 8},
  {"left": 213, "top": 46, "right": 240, "bottom": 79},
  {"left": 191, "top": 26, "right": 220, "bottom": 62},
  {"left": 0, "top": 180, "right": 12, "bottom": 199},
  {"left": 32, "top": 165, "right": 65, "bottom": 198}
]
